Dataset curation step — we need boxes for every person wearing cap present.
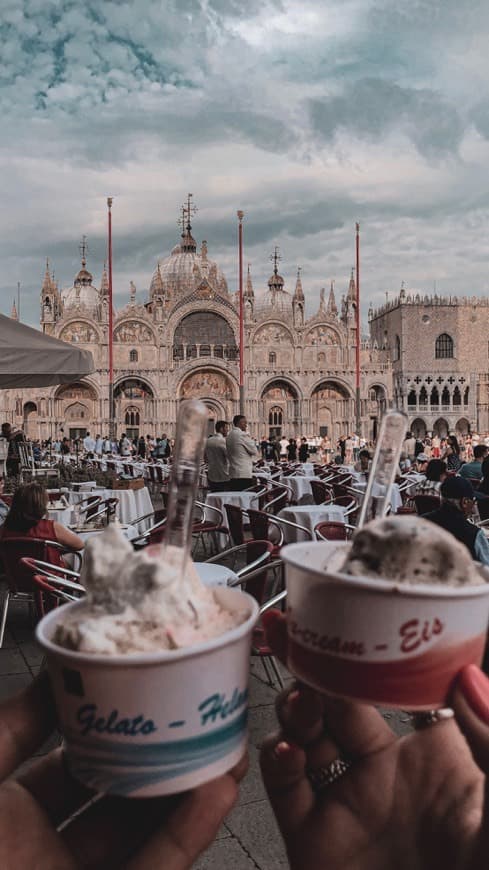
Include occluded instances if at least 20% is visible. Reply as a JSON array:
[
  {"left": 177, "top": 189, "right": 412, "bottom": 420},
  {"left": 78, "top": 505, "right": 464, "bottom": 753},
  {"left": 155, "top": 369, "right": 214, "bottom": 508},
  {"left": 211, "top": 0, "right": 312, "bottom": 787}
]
[
  {"left": 459, "top": 443, "right": 489, "bottom": 483},
  {"left": 424, "top": 476, "right": 489, "bottom": 565}
]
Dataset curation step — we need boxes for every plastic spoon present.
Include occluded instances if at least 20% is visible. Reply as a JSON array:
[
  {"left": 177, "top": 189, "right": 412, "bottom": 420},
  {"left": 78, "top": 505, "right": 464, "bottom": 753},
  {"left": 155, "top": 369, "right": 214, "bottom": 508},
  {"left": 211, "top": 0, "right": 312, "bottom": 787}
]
[
  {"left": 357, "top": 409, "right": 408, "bottom": 528},
  {"left": 161, "top": 399, "right": 209, "bottom": 586}
]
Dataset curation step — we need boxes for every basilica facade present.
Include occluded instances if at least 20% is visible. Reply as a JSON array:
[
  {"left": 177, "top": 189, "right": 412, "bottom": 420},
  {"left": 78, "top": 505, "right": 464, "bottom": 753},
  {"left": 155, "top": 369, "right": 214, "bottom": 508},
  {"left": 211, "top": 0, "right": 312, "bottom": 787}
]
[{"left": 3, "top": 213, "right": 392, "bottom": 443}]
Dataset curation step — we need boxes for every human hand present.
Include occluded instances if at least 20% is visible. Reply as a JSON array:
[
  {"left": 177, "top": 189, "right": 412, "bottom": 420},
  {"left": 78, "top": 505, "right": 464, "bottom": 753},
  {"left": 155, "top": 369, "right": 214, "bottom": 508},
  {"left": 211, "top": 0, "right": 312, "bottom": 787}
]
[
  {"left": 260, "top": 610, "right": 489, "bottom": 870},
  {"left": 0, "top": 672, "right": 246, "bottom": 869}
]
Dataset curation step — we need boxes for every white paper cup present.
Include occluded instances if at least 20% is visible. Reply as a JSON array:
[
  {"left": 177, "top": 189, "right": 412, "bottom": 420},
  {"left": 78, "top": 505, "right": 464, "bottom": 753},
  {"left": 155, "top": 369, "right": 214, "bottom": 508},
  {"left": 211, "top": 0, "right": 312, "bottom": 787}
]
[
  {"left": 36, "top": 587, "right": 258, "bottom": 797},
  {"left": 282, "top": 541, "right": 489, "bottom": 710}
]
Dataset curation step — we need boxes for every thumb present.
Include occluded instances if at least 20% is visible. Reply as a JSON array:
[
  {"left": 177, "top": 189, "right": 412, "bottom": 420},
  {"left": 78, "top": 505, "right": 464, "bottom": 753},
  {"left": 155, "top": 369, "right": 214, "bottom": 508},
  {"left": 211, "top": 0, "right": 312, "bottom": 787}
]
[
  {"left": 452, "top": 665, "right": 489, "bottom": 773},
  {"left": 260, "top": 735, "right": 313, "bottom": 836}
]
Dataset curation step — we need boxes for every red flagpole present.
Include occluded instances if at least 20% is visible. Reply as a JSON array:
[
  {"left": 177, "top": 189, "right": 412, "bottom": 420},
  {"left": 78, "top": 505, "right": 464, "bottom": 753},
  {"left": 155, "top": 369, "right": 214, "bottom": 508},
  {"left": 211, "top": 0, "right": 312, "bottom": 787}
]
[
  {"left": 355, "top": 222, "right": 361, "bottom": 435},
  {"left": 107, "top": 197, "right": 115, "bottom": 440},
  {"left": 237, "top": 210, "right": 245, "bottom": 415}
]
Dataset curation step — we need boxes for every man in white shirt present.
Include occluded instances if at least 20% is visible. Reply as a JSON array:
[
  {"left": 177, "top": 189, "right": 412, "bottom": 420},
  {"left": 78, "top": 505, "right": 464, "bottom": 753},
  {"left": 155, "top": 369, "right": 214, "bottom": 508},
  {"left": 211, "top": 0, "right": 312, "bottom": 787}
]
[
  {"left": 279, "top": 436, "right": 289, "bottom": 459},
  {"left": 120, "top": 433, "right": 131, "bottom": 456},
  {"left": 83, "top": 431, "right": 96, "bottom": 454},
  {"left": 205, "top": 421, "right": 230, "bottom": 492},
  {"left": 226, "top": 415, "right": 259, "bottom": 491},
  {"left": 94, "top": 434, "right": 103, "bottom": 456}
]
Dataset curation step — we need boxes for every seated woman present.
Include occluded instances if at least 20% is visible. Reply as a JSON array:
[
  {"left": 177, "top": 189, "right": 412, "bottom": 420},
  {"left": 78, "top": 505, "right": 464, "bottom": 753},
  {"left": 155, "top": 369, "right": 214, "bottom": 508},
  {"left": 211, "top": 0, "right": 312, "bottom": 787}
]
[
  {"left": 412, "top": 458, "right": 447, "bottom": 497},
  {"left": 0, "top": 482, "right": 84, "bottom": 564}
]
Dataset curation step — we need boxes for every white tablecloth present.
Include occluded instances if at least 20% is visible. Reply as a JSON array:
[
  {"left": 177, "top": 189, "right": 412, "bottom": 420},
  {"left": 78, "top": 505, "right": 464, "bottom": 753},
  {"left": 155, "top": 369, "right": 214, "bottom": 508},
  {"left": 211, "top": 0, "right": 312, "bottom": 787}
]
[
  {"left": 278, "top": 504, "right": 347, "bottom": 543},
  {"left": 205, "top": 491, "right": 261, "bottom": 515},
  {"left": 68, "top": 486, "right": 153, "bottom": 529},
  {"left": 279, "top": 475, "right": 326, "bottom": 503},
  {"left": 46, "top": 506, "right": 73, "bottom": 525},
  {"left": 77, "top": 524, "right": 139, "bottom": 544},
  {"left": 195, "top": 563, "right": 239, "bottom": 587},
  {"left": 295, "top": 463, "right": 315, "bottom": 476},
  {"left": 351, "top": 482, "right": 403, "bottom": 513}
]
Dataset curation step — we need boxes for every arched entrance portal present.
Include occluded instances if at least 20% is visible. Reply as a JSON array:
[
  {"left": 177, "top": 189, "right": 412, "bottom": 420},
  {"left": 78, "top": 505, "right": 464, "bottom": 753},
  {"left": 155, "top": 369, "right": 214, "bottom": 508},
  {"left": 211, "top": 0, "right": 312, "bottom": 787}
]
[
  {"left": 114, "top": 379, "right": 155, "bottom": 440},
  {"left": 311, "top": 381, "right": 353, "bottom": 441},
  {"left": 261, "top": 381, "right": 299, "bottom": 438},
  {"left": 433, "top": 417, "right": 449, "bottom": 438},
  {"left": 455, "top": 417, "right": 471, "bottom": 436},
  {"left": 411, "top": 418, "right": 427, "bottom": 439},
  {"left": 23, "top": 402, "right": 38, "bottom": 439},
  {"left": 178, "top": 370, "right": 235, "bottom": 433},
  {"left": 55, "top": 382, "right": 98, "bottom": 441}
]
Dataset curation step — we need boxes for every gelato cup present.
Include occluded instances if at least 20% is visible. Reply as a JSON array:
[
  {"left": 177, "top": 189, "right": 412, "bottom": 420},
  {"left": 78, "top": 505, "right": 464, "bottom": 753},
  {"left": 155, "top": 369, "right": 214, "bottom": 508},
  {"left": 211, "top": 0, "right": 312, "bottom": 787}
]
[
  {"left": 282, "top": 540, "right": 489, "bottom": 710},
  {"left": 36, "top": 587, "right": 258, "bottom": 797}
]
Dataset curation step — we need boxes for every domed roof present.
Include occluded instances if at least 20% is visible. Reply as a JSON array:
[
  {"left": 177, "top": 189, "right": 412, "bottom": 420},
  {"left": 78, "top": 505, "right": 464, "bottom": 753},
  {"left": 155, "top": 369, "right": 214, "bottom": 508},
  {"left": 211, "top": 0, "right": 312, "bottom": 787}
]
[
  {"left": 150, "top": 235, "right": 229, "bottom": 298},
  {"left": 62, "top": 260, "right": 100, "bottom": 313},
  {"left": 255, "top": 286, "right": 293, "bottom": 314}
]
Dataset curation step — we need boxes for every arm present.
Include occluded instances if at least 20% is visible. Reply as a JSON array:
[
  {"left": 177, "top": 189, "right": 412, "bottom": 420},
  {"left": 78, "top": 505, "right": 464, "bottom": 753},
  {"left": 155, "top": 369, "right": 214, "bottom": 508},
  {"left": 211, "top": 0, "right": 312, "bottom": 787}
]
[
  {"left": 53, "top": 522, "right": 84, "bottom": 551},
  {"left": 242, "top": 433, "right": 259, "bottom": 458}
]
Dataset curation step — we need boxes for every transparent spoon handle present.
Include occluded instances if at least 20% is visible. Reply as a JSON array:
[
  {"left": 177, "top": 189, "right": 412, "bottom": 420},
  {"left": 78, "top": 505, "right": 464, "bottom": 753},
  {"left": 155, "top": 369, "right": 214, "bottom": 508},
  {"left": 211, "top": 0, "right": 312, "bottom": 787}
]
[
  {"left": 357, "top": 410, "right": 407, "bottom": 528},
  {"left": 163, "top": 399, "right": 209, "bottom": 566}
]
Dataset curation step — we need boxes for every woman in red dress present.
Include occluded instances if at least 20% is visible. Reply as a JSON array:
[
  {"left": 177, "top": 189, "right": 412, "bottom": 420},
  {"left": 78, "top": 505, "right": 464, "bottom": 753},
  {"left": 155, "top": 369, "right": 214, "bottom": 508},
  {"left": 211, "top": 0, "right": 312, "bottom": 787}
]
[{"left": 0, "top": 482, "right": 84, "bottom": 563}]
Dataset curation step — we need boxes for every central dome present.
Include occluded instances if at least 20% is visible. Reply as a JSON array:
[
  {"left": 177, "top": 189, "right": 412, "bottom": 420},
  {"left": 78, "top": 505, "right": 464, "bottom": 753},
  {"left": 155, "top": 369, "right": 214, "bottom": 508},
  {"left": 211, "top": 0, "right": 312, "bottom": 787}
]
[
  {"left": 150, "top": 235, "right": 229, "bottom": 298},
  {"left": 62, "top": 262, "right": 100, "bottom": 313}
]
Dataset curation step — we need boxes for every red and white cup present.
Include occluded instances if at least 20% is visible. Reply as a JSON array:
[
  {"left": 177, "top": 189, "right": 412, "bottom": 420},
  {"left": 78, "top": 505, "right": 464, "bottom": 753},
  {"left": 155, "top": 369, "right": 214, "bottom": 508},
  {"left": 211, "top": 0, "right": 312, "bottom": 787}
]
[
  {"left": 282, "top": 541, "right": 489, "bottom": 710},
  {"left": 37, "top": 587, "right": 258, "bottom": 797}
]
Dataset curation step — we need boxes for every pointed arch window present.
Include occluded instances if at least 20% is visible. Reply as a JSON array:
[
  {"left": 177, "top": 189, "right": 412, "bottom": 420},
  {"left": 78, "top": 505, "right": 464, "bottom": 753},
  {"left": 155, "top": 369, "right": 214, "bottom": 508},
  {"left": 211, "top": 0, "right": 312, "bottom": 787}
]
[
  {"left": 430, "top": 386, "right": 439, "bottom": 406},
  {"left": 129, "top": 349, "right": 138, "bottom": 363},
  {"left": 407, "top": 389, "right": 417, "bottom": 406},
  {"left": 464, "top": 386, "right": 470, "bottom": 406},
  {"left": 441, "top": 386, "right": 450, "bottom": 406},
  {"left": 453, "top": 386, "right": 461, "bottom": 406},
  {"left": 435, "top": 333, "right": 454, "bottom": 359},
  {"left": 419, "top": 386, "right": 428, "bottom": 407}
]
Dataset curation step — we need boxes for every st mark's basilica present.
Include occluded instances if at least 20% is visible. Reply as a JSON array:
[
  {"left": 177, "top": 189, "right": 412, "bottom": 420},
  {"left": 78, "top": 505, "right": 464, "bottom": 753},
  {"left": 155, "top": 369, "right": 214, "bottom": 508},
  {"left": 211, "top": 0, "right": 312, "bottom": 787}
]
[{"left": 3, "top": 201, "right": 489, "bottom": 442}]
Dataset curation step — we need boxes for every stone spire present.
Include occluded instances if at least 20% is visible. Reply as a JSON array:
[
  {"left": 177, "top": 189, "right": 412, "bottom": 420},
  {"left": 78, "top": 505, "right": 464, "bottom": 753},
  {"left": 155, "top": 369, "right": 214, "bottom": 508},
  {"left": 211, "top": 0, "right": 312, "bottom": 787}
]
[
  {"left": 293, "top": 266, "right": 305, "bottom": 326},
  {"left": 129, "top": 281, "right": 136, "bottom": 305},
  {"left": 244, "top": 264, "right": 254, "bottom": 301},
  {"left": 327, "top": 280, "right": 338, "bottom": 317},
  {"left": 244, "top": 264, "right": 254, "bottom": 320},
  {"left": 10, "top": 299, "right": 18, "bottom": 320},
  {"left": 293, "top": 266, "right": 304, "bottom": 302},
  {"left": 348, "top": 268, "right": 356, "bottom": 302},
  {"left": 42, "top": 258, "right": 53, "bottom": 293},
  {"left": 100, "top": 262, "right": 109, "bottom": 296}
]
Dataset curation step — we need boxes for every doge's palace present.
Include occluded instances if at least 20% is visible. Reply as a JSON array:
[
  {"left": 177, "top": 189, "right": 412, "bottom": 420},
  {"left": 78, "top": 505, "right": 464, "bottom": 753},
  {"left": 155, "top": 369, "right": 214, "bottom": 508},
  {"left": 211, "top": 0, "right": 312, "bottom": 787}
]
[{"left": 2, "top": 206, "right": 392, "bottom": 442}]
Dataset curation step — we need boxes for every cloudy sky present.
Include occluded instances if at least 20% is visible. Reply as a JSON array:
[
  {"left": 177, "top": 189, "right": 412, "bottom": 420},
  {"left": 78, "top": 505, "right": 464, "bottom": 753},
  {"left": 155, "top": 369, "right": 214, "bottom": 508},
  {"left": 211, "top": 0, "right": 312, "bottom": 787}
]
[{"left": 2, "top": 0, "right": 489, "bottom": 327}]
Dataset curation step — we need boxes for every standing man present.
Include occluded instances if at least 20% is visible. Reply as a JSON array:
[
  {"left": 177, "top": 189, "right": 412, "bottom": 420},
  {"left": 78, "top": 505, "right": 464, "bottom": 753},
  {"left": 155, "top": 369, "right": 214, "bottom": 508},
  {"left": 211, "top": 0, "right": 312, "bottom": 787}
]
[
  {"left": 83, "top": 431, "right": 95, "bottom": 455},
  {"left": 205, "top": 421, "right": 230, "bottom": 492},
  {"left": 226, "top": 415, "right": 258, "bottom": 491}
]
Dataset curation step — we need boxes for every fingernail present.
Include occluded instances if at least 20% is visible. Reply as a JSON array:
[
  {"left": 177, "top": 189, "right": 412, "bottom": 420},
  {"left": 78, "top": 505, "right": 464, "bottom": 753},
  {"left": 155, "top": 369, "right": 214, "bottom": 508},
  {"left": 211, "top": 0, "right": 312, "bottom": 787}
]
[
  {"left": 273, "top": 740, "right": 298, "bottom": 760},
  {"left": 458, "top": 665, "right": 489, "bottom": 724}
]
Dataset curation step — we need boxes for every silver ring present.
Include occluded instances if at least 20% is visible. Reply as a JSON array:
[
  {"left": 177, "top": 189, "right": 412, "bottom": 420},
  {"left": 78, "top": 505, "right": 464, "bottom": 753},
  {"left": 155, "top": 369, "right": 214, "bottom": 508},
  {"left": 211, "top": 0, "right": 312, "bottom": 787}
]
[
  {"left": 412, "top": 707, "right": 455, "bottom": 729},
  {"left": 306, "top": 758, "right": 352, "bottom": 792}
]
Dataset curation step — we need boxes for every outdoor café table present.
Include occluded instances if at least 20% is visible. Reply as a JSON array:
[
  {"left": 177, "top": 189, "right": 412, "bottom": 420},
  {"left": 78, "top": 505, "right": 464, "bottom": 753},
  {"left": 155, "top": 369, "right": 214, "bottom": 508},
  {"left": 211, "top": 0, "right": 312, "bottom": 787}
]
[
  {"left": 46, "top": 505, "right": 73, "bottom": 525},
  {"left": 205, "top": 490, "right": 261, "bottom": 548},
  {"left": 195, "top": 562, "right": 239, "bottom": 588},
  {"left": 351, "top": 480, "right": 403, "bottom": 513},
  {"left": 297, "top": 462, "right": 315, "bottom": 476},
  {"left": 76, "top": 523, "right": 139, "bottom": 545},
  {"left": 279, "top": 474, "right": 324, "bottom": 503},
  {"left": 277, "top": 504, "right": 347, "bottom": 543},
  {"left": 71, "top": 485, "right": 154, "bottom": 529}
]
